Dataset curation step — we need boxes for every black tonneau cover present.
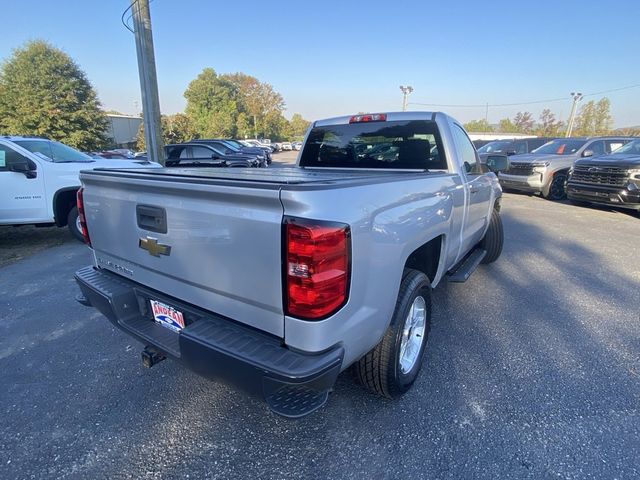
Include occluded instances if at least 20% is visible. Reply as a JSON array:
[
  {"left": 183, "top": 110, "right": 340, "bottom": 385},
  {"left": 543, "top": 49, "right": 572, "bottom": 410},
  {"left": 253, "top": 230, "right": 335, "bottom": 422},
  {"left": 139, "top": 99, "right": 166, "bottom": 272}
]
[{"left": 83, "top": 166, "right": 444, "bottom": 190}]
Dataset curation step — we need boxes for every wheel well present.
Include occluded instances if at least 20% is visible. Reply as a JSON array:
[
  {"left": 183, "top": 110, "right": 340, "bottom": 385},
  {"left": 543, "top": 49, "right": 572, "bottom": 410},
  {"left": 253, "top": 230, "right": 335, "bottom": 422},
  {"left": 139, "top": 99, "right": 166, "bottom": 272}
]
[
  {"left": 404, "top": 235, "right": 443, "bottom": 284},
  {"left": 53, "top": 188, "right": 78, "bottom": 227}
]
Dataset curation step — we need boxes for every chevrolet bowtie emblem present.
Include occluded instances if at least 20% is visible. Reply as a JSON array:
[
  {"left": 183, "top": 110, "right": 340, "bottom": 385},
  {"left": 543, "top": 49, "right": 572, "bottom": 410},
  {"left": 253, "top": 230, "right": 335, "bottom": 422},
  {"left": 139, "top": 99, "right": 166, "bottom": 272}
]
[{"left": 139, "top": 237, "right": 171, "bottom": 257}]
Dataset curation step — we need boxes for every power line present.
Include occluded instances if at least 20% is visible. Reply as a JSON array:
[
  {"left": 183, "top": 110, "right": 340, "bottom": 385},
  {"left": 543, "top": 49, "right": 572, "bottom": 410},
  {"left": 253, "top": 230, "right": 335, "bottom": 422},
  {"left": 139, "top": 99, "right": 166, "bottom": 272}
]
[{"left": 408, "top": 83, "right": 640, "bottom": 109}]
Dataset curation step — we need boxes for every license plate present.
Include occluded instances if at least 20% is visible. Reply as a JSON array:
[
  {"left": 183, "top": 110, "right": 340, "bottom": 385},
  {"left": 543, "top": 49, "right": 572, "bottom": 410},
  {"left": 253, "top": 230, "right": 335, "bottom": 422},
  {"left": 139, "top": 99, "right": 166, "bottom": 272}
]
[{"left": 150, "top": 299, "right": 185, "bottom": 332}]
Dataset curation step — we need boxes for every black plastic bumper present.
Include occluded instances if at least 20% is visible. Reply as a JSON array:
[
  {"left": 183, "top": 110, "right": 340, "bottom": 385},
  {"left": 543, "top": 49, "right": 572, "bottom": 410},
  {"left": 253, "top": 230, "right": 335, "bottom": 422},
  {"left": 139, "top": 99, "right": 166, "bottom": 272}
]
[
  {"left": 74, "top": 266, "right": 344, "bottom": 417},
  {"left": 566, "top": 182, "right": 640, "bottom": 210}
]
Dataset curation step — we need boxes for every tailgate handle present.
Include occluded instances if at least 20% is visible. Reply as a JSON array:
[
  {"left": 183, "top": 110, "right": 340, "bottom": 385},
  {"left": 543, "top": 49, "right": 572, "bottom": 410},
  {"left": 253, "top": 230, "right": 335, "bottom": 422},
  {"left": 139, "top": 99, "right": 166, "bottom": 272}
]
[{"left": 136, "top": 205, "right": 167, "bottom": 234}]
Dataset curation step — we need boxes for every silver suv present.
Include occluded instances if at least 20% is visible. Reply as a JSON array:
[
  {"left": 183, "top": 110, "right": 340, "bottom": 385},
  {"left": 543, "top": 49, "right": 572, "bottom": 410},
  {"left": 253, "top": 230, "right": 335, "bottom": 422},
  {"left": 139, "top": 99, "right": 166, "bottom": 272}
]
[{"left": 498, "top": 137, "right": 632, "bottom": 200}]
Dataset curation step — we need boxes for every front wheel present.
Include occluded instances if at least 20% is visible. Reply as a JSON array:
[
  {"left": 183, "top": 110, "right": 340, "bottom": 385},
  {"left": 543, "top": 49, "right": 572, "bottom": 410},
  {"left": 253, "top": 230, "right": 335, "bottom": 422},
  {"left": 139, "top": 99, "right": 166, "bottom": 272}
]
[
  {"left": 354, "top": 269, "right": 431, "bottom": 398},
  {"left": 543, "top": 172, "right": 568, "bottom": 201},
  {"left": 67, "top": 206, "right": 84, "bottom": 242},
  {"left": 479, "top": 208, "right": 504, "bottom": 264}
]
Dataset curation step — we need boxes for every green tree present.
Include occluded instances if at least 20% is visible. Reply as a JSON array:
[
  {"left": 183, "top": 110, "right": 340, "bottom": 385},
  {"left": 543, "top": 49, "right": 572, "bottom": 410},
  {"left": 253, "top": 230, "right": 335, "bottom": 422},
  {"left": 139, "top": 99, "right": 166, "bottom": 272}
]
[
  {"left": 221, "top": 72, "right": 285, "bottom": 138},
  {"left": 289, "top": 113, "right": 310, "bottom": 139},
  {"left": 497, "top": 118, "right": 518, "bottom": 133},
  {"left": 536, "top": 108, "right": 564, "bottom": 136},
  {"left": 184, "top": 68, "right": 238, "bottom": 138},
  {"left": 0, "top": 40, "right": 107, "bottom": 150},
  {"left": 136, "top": 113, "right": 198, "bottom": 150},
  {"left": 573, "top": 98, "right": 612, "bottom": 136},
  {"left": 513, "top": 111, "right": 534, "bottom": 133},
  {"left": 463, "top": 119, "right": 493, "bottom": 132}
]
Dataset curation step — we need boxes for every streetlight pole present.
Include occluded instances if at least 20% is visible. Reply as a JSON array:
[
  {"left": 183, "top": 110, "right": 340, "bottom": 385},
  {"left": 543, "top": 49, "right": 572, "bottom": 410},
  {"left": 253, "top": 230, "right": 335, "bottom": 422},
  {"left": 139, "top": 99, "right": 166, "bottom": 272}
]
[
  {"left": 400, "top": 86, "right": 413, "bottom": 111},
  {"left": 131, "top": 0, "right": 164, "bottom": 165},
  {"left": 565, "top": 92, "right": 583, "bottom": 138}
]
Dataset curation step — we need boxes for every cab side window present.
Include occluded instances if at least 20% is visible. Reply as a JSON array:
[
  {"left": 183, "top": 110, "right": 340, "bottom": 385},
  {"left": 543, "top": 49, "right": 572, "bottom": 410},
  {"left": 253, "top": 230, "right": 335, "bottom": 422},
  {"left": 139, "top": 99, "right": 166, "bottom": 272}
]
[
  {"left": 587, "top": 140, "right": 605, "bottom": 156},
  {"left": 451, "top": 124, "right": 479, "bottom": 175},
  {"left": 605, "top": 140, "right": 626, "bottom": 153},
  {"left": 0, "top": 144, "right": 31, "bottom": 172}
]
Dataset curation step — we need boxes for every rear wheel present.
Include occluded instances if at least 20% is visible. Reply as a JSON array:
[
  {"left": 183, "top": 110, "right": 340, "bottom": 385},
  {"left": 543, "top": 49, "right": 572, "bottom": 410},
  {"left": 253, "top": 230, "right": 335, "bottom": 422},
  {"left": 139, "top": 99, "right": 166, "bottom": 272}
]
[
  {"left": 354, "top": 269, "right": 431, "bottom": 398},
  {"left": 543, "top": 172, "right": 568, "bottom": 200},
  {"left": 67, "top": 206, "right": 84, "bottom": 242}
]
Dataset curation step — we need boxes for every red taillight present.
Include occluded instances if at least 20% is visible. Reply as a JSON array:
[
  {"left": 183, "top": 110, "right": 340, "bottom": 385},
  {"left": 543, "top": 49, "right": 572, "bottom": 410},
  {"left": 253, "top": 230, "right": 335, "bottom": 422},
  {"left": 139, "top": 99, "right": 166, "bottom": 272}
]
[
  {"left": 284, "top": 217, "right": 351, "bottom": 320},
  {"left": 76, "top": 187, "right": 91, "bottom": 246},
  {"left": 349, "top": 113, "right": 387, "bottom": 123}
]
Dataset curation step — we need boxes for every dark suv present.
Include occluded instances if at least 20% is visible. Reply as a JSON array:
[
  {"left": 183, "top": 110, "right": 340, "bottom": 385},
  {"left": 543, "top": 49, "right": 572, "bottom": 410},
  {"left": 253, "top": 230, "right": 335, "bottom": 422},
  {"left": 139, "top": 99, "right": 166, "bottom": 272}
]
[
  {"left": 164, "top": 142, "right": 261, "bottom": 168},
  {"left": 567, "top": 138, "right": 640, "bottom": 212},
  {"left": 477, "top": 137, "right": 554, "bottom": 157}
]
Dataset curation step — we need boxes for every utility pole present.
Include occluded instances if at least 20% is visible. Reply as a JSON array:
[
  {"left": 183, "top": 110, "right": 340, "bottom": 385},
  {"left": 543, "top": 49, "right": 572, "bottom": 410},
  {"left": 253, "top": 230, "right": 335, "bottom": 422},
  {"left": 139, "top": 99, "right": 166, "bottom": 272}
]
[
  {"left": 131, "top": 0, "right": 164, "bottom": 165},
  {"left": 400, "top": 86, "right": 413, "bottom": 111},
  {"left": 565, "top": 92, "right": 583, "bottom": 138}
]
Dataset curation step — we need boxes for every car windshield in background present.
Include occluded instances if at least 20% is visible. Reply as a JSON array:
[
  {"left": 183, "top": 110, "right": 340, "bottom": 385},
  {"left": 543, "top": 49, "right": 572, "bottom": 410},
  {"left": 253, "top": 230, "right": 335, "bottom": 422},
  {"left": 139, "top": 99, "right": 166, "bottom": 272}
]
[
  {"left": 611, "top": 139, "right": 640, "bottom": 155},
  {"left": 14, "top": 140, "right": 93, "bottom": 162},
  {"left": 477, "top": 141, "right": 513, "bottom": 153},
  {"left": 299, "top": 120, "right": 447, "bottom": 169},
  {"left": 532, "top": 139, "right": 587, "bottom": 155}
]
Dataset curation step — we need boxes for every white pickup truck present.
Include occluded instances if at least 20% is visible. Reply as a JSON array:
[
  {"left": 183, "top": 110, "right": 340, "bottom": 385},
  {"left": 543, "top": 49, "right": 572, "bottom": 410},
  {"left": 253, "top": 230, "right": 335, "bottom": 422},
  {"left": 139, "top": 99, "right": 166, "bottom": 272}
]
[
  {"left": 75, "top": 112, "right": 509, "bottom": 417},
  {"left": 0, "top": 136, "right": 158, "bottom": 240}
]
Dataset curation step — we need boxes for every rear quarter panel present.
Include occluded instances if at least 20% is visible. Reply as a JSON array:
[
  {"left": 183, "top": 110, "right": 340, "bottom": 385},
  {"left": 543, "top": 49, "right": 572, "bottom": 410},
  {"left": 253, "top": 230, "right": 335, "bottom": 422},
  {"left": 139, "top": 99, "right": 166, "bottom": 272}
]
[{"left": 281, "top": 174, "right": 459, "bottom": 366}]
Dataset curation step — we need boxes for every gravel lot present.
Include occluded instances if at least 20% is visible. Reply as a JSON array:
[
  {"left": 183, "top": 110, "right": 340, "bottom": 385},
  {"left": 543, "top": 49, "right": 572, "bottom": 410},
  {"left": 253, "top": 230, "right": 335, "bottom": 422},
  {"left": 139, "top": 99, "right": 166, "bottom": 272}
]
[{"left": 1, "top": 192, "right": 639, "bottom": 479}]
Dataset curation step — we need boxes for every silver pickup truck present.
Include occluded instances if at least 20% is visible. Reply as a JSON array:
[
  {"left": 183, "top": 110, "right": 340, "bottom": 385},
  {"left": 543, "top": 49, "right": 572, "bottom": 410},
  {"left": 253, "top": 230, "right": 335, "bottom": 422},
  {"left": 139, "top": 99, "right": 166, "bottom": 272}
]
[{"left": 75, "top": 112, "right": 508, "bottom": 417}]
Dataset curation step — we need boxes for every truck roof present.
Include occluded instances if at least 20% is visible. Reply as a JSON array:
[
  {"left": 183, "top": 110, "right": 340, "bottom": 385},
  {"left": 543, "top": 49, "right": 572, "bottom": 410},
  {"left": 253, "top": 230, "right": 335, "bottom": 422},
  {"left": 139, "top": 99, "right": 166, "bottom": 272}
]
[{"left": 313, "top": 111, "right": 444, "bottom": 127}]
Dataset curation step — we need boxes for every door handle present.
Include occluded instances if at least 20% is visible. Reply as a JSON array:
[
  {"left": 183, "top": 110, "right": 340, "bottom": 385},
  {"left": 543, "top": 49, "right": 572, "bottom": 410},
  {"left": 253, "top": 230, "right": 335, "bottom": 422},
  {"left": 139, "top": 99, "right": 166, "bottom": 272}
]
[{"left": 470, "top": 187, "right": 479, "bottom": 194}]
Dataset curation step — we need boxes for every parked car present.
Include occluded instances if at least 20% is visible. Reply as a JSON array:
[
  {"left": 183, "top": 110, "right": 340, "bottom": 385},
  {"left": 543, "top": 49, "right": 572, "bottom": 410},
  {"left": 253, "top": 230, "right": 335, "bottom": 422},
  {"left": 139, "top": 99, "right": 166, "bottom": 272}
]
[
  {"left": 194, "top": 139, "right": 269, "bottom": 167},
  {"left": 566, "top": 138, "right": 640, "bottom": 212},
  {"left": 164, "top": 142, "right": 260, "bottom": 168},
  {"left": 281, "top": 142, "right": 293, "bottom": 151},
  {"left": 244, "top": 139, "right": 277, "bottom": 152},
  {"left": 293, "top": 142, "right": 303, "bottom": 151},
  {"left": 477, "top": 138, "right": 554, "bottom": 157},
  {"left": 498, "top": 137, "right": 633, "bottom": 200},
  {"left": 90, "top": 150, "right": 130, "bottom": 159},
  {"left": 74, "top": 111, "right": 508, "bottom": 417},
  {"left": 0, "top": 135, "right": 159, "bottom": 241}
]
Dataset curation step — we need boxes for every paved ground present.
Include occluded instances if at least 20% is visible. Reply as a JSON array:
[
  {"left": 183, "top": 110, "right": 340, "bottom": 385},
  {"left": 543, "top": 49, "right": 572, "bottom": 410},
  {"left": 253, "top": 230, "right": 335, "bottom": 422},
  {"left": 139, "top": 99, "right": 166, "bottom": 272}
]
[{"left": 1, "top": 193, "right": 639, "bottom": 479}]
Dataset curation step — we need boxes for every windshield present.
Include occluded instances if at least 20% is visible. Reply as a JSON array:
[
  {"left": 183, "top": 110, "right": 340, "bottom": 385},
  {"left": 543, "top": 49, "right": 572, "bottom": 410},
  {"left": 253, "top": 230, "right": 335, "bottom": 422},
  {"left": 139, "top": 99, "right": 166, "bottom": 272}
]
[
  {"left": 532, "top": 139, "right": 587, "bottom": 155},
  {"left": 299, "top": 120, "right": 447, "bottom": 169},
  {"left": 610, "top": 139, "right": 640, "bottom": 155},
  {"left": 220, "top": 141, "right": 240, "bottom": 152},
  {"left": 14, "top": 140, "right": 93, "bottom": 162},
  {"left": 477, "top": 141, "right": 513, "bottom": 153}
]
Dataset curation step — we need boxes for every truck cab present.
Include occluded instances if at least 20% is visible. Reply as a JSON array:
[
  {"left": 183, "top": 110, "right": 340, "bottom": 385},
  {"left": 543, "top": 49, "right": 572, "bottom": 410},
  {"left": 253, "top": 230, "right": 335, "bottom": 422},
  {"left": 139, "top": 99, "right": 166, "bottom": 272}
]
[{"left": 0, "top": 136, "right": 160, "bottom": 240}]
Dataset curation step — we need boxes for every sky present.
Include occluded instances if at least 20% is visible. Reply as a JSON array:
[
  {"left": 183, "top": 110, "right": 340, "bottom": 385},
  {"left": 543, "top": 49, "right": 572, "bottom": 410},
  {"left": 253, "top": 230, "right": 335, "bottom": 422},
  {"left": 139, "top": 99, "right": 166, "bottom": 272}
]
[{"left": 1, "top": 0, "right": 639, "bottom": 127}]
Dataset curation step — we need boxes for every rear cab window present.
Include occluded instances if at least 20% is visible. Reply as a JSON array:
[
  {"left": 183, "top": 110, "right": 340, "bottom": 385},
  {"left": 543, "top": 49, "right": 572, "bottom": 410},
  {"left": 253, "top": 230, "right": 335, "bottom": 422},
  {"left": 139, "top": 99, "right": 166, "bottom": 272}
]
[{"left": 299, "top": 120, "right": 447, "bottom": 170}]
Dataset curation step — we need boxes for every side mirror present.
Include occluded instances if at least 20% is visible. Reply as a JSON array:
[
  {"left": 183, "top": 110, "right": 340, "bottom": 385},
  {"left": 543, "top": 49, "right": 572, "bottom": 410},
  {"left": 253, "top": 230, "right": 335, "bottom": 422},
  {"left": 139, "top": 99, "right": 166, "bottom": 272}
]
[
  {"left": 582, "top": 149, "right": 594, "bottom": 158},
  {"left": 485, "top": 155, "right": 509, "bottom": 173},
  {"left": 8, "top": 157, "right": 37, "bottom": 179}
]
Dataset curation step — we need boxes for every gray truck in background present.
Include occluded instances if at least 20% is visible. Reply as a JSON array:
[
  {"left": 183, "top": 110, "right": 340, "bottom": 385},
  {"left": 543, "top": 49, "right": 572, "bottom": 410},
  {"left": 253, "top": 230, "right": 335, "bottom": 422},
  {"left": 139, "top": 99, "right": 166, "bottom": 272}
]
[
  {"left": 498, "top": 137, "right": 632, "bottom": 200},
  {"left": 74, "top": 112, "right": 508, "bottom": 417}
]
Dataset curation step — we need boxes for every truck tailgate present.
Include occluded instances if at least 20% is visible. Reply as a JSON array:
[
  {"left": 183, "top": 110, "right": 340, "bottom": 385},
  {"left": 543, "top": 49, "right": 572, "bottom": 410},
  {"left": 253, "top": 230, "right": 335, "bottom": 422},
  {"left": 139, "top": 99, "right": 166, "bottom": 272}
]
[{"left": 81, "top": 171, "right": 285, "bottom": 337}]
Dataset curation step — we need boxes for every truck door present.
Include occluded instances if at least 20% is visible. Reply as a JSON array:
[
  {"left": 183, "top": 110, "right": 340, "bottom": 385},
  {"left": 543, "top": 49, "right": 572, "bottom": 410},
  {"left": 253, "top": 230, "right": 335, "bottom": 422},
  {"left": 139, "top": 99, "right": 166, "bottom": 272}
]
[
  {"left": 0, "top": 143, "right": 47, "bottom": 223},
  {"left": 450, "top": 124, "right": 492, "bottom": 256}
]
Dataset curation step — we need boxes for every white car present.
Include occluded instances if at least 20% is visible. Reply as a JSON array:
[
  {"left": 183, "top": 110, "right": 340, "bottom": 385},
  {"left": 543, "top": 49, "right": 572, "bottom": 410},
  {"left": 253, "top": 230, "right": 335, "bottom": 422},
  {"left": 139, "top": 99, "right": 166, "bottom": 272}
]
[
  {"left": 281, "top": 142, "right": 293, "bottom": 151},
  {"left": 0, "top": 136, "right": 160, "bottom": 241}
]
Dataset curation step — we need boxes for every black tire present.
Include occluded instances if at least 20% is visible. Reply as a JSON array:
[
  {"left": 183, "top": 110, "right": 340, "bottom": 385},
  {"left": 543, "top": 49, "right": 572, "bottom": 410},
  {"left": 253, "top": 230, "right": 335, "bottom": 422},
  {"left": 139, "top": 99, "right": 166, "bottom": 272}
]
[
  {"left": 479, "top": 208, "right": 503, "bottom": 264},
  {"left": 67, "top": 206, "right": 84, "bottom": 242},
  {"left": 354, "top": 269, "right": 431, "bottom": 398},
  {"left": 542, "top": 172, "right": 568, "bottom": 201}
]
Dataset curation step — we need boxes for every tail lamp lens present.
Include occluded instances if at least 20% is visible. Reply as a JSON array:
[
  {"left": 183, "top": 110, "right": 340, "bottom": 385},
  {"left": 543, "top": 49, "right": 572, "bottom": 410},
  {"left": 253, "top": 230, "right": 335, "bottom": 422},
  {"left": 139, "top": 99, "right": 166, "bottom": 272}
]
[
  {"left": 284, "top": 218, "right": 351, "bottom": 320},
  {"left": 76, "top": 187, "right": 91, "bottom": 246}
]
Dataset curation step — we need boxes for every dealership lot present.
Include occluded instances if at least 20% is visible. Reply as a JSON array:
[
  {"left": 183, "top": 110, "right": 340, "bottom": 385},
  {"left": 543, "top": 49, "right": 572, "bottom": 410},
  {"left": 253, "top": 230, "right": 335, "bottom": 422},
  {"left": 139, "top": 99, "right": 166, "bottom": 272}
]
[{"left": 0, "top": 193, "right": 638, "bottom": 479}]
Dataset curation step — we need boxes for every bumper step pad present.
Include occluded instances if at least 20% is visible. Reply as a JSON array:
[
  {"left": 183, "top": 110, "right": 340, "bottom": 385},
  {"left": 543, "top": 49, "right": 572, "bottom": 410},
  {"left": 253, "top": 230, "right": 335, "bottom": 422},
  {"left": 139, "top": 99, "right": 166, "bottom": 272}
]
[{"left": 266, "top": 385, "right": 330, "bottom": 418}]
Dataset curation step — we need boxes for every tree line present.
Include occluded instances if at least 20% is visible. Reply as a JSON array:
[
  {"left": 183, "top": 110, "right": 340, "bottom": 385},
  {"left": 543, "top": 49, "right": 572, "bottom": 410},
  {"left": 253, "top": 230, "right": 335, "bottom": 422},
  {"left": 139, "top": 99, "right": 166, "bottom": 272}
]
[
  {"left": 0, "top": 41, "right": 309, "bottom": 152},
  {"left": 463, "top": 98, "right": 637, "bottom": 137}
]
